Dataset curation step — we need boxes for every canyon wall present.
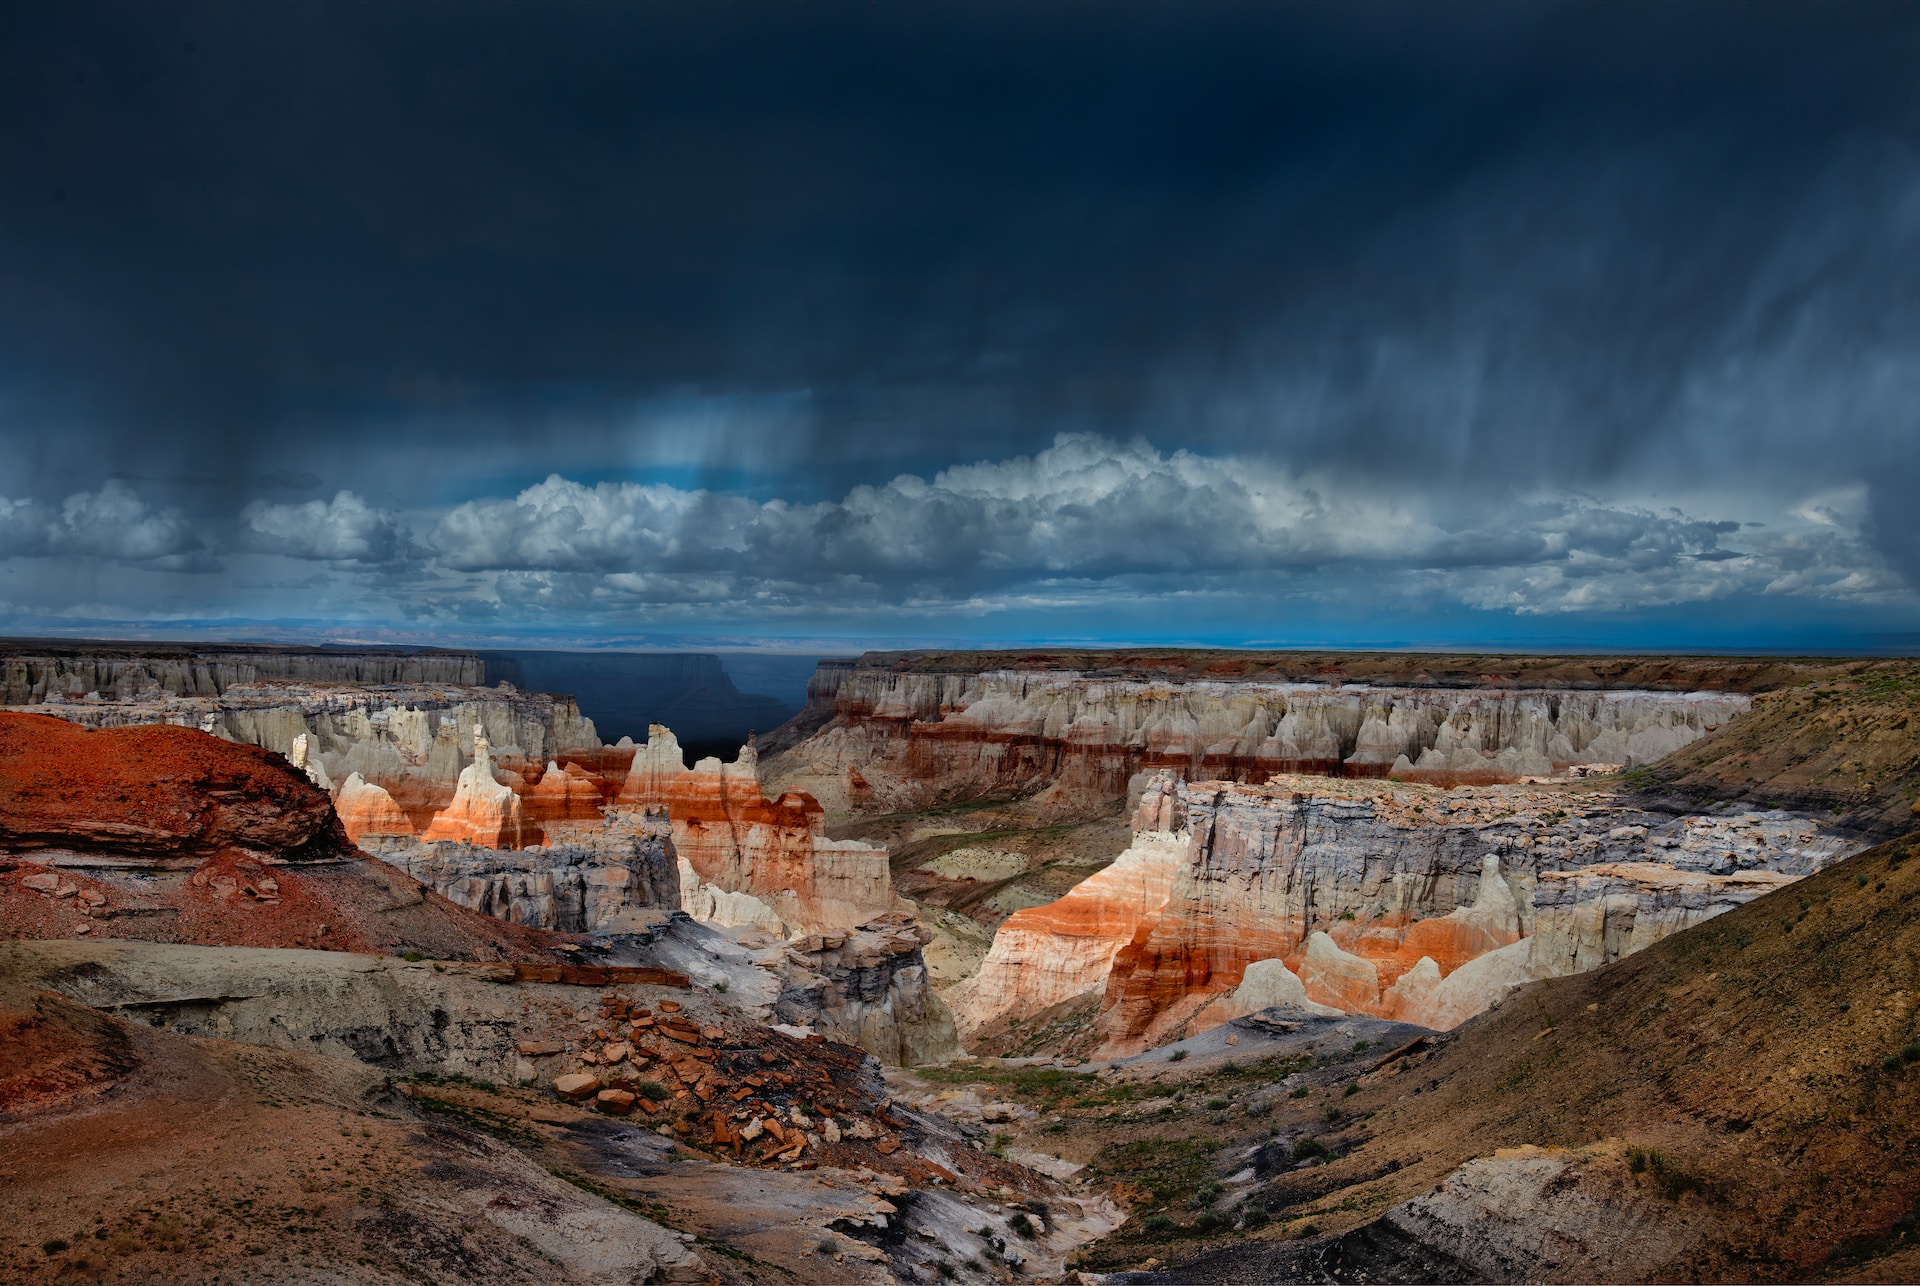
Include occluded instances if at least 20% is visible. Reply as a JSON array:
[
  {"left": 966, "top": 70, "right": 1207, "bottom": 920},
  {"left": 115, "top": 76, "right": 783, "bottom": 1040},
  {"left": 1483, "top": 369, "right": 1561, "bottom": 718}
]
[
  {"left": 778, "top": 913, "right": 963, "bottom": 1066},
  {"left": 0, "top": 640, "right": 481, "bottom": 703},
  {"left": 617, "top": 725, "right": 898, "bottom": 935},
  {"left": 764, "top": 665, "right": 1749, "bottom": 819},
  {"left": 962, "top": 771, "right": 1855, "bottom": 1054},
  {"left": 373, "top": 808, "right": 681, "bottom": 935}
]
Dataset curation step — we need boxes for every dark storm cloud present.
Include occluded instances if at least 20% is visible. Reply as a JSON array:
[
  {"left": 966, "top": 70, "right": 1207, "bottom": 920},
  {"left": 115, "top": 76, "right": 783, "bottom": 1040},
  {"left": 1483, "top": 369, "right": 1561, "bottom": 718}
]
[{"left": 0, "top": 1, "right": 1917, "bottom": 636}]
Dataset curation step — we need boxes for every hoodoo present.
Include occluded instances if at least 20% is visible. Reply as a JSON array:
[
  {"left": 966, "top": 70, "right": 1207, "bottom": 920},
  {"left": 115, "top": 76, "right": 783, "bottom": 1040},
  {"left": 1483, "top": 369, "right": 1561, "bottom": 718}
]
[
  {"left": 334, "top": 771, "right": 416, "bottom": 843},
  {"left": 421, "top": 726, "right": 536, "bottom": 848}
]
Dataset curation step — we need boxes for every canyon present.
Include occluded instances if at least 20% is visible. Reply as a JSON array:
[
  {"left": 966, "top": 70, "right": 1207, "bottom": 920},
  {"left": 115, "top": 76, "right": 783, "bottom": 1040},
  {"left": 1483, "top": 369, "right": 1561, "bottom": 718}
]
[
  {"left": 5, "top": 646, "right": 1886, "bottom": 1070},
  {"left": 7, "top": 643, "right": 1920, "bottom": 1281}
]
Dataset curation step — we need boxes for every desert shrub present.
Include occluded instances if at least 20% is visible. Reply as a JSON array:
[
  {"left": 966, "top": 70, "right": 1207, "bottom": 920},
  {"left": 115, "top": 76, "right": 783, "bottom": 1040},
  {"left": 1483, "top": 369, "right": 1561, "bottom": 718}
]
[
  {"left": 1206, "top": 1098, "right": 1229, "bottom": 1111},
  {"left": 1168, "top": 1049, "right": 1189, "bottom": 1062},
  {"left": 1007, "top": 1212, "right": 1035, "bottom": 1238},
  {"left": 1289, "top": 1086, "right": 1310, "bottom": 1099},
  {"left": 933, "top": 1260, "right": 956, "bottom": 1279},
  {"left": 1884, "top": 1055, "right": 1905, "bottom": 1072},
  {"left": 1142, "top": 1214, "right": 1176, "bottom": 1234},
  {"left": 42, "top": 1239, "right": 68, "bottom": 1255},
  {"left": 401, "top": 950, "right": 426, "bottom": 962},
  {"left": 1240, "top": 1205, "right": 1271, "bottom": 1230},
  {"left": 1343, "top": 1082, "right": 1359, "bottom": 1097},
  {"left": 1291, "top": 1136, "right": 1330, "bottom": 1160},
  {"left": 1195, "top": 1210, "right": 1232, "bottom": 1232},
  {"left": 1903, "top": 1044, "right": 1920, "bottom": 1063}
]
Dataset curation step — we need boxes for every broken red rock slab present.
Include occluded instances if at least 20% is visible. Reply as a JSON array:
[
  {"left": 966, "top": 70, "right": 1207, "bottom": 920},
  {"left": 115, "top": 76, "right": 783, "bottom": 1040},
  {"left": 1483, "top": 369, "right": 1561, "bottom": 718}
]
[
  {"left": 596, "top": 1089, "right": 637, "bottom": 1116},
  {"left": 554, "top": 1073, "right": 600, "bottom": 1101}
]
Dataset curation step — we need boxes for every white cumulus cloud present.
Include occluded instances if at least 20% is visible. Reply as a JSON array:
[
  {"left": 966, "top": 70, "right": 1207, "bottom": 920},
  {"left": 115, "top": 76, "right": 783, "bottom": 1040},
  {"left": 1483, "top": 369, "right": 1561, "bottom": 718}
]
[
  {"left": 241, "top": 491, "right": 405, "bottom": 562},
  {"left": 0, "top": 481, "right": 205, "bottom": 565}
]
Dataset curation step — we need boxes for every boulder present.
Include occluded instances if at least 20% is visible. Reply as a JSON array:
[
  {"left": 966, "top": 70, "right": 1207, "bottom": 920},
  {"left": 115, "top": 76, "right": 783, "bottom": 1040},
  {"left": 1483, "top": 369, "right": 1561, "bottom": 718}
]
[
  {"left": 595, "top": 1088, "right": 637, "bottom": 1115},
  {"left": 553, "top": 1073, "right": 600, "bottom": 1101}
]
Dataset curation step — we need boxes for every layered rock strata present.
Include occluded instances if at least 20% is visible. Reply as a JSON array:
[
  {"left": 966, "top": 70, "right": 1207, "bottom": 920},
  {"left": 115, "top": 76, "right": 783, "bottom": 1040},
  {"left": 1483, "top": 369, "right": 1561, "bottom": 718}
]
[
  {"left": 0, "top": 711, "right": 353, "bottom": 865},
  {"left": 525, "top": 759, "right": 613, "bottom": 824},
  {"left": 618, "top": 726, "right": 897, "bottom": 935},
  {"left": 764, "top": 666, "right": 1749, "bottom": 819},
  {"left": 0, "top": 640, "right": 481, "bottom": 704},
  {"left": 945, "top": 828, "right": 1181, "bottom": 1031},
  {"left": 964, "top": 770, "right": 1855, "bottom": 1054},
  {"left": 0, "top": 712, "right": 566, "bottom": 960},
  {"left": 334, "top": 772, "right": 416, "bottom": 842},
  {"left": 377, "top": 808, "right": 681, "bottom": 935},
  {"left": 10, "top": 678, "right": 610, "bottom": 832},
  {"left": 777, "top": 913, "right": 963, "bottom": 1066}
]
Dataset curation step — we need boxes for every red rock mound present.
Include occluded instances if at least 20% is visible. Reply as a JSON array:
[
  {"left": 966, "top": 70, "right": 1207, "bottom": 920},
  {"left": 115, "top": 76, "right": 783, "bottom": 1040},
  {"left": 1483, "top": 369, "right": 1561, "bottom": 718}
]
[
  {"left": 0, "top": 712, "right": 567, "bottom": 960},
  {"left": 0, "top": 712, "right": 349, "bottom": 863}
]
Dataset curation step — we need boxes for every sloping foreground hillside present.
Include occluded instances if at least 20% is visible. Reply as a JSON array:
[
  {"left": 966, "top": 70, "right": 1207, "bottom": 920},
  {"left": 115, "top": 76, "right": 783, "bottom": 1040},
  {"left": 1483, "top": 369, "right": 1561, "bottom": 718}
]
[
  {"left": 0, "top": 976, "right": 708, "bottom": 1284},
  {"left": 1136, "top": 830, "right": 1920, "bottom": 1283}
]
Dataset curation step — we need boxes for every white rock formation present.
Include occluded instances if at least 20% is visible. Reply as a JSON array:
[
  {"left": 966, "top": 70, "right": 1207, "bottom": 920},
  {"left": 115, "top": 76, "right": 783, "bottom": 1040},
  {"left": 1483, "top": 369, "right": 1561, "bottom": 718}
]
[
  {"left": 678, "top": 856, "right": 787, "bottom": 936},
  {"left": 380, "top": 809, "right": 679, "bottom": 934},
  {"left": 288, "top": 732, "right": 334, "bottom": 791},
  {"left": 1196, "top": 957, "right": 1345, "bottom": 1026},
  {"left": 946, "top": 827, "right": 1183, "bottom": 1031}
]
